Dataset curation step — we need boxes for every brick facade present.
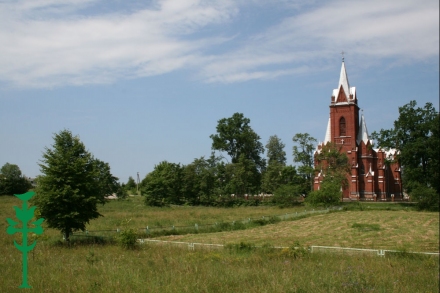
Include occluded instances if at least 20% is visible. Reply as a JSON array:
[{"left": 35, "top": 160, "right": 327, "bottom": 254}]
[{"left": 314, "top": 61, "right": 402, "bottom": 201}]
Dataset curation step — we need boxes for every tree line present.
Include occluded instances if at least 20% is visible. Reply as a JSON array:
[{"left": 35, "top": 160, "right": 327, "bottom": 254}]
[
  {"left": 1, "top": 100, "right": 437, "bottom": 240},
  {"left": 120, "top": 113, "right": 317, "bottom": 207}
]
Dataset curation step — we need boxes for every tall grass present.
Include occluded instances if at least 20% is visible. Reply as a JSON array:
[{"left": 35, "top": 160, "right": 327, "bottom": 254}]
[
  {"left": 1, "top": 242, "right": 438, "bottom": 292},
  {"left": 1, "top": 195, "right": 438, "bottom": 292}
]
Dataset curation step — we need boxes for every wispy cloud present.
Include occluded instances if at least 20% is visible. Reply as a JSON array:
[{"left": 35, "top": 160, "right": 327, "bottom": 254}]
[
  {"left": 0, "top": 0, "right": 437, "bottom": 87},
  {"left": 201, "top": 0, "right": 439, "bottom": 83}
]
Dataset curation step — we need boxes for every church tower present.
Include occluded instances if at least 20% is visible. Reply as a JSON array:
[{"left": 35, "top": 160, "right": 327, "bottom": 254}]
[
  {"left": 314, "top": 60, "right": 402, "bottom": 201},
  {"left": 328, "top": 59, "right": 359, "bottom": 152}
]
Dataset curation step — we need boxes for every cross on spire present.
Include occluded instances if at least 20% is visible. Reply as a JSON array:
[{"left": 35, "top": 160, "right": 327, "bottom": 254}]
[{"left": 341, "top": 51, "right": 346, "bottom": 62}]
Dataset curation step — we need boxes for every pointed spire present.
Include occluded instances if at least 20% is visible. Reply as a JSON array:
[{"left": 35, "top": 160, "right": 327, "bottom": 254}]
[
  {"left": 324, "top": 117, "right": 331, "bottom": 144},
  {"left": 357, "top": 113, "right": 370, "bottom": 145},
  {"left": 338, "top": 60, "right": 350, "bottom": 100}
]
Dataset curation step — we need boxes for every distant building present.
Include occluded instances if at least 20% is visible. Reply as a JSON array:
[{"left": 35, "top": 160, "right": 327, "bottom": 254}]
[
  {"left": 26, "top": 177, "right": 37, "bottom": 188},
  {"left": 314, "top": 60, "right": 402, "bottom": 201}
]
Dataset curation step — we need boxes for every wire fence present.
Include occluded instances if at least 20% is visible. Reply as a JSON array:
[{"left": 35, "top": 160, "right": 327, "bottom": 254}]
[
  {"left": 67, "top": 207, "right": 439, "bottom": 258},
  {"left": 136, "top": 239, "right": 440, "bottom": 257}
]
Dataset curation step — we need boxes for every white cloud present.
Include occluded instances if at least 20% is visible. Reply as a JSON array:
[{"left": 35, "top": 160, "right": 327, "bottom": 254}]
[
  {"left": 0, "top": 0, "right": 437, "bottom": 87},
  {"left": 0, "top": 0, "right": 238, "bottom": 87},
  {"left": 200, "top": 0, "right": 439, "bottom": 83}
]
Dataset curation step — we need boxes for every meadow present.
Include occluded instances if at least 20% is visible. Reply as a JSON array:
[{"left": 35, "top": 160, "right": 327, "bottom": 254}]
[{"left": 1, "top": 196, "right": 438, "bottom": 292}]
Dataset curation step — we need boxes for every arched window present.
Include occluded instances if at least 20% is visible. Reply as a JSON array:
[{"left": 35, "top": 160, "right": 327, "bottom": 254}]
[{"left": 339, "top": 117, "right": 346, "bottom": 136}]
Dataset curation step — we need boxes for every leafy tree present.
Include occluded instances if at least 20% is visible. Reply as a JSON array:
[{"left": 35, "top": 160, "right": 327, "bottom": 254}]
[
  {"left": 92, "top": 159, "right": 119, "bottom": 197},
  {"left": 0, "top": 163, "right": 31, "bottom": 195},
  {"left": 141, "top": 161, "right": 183, "bottom": 206},
  {"left": 115, "top": 182, "right": 129, "bottom": 200},
  {"left": 292, "top": 133, "right": 317, "bottom": 191},
  {"left": 315, "top": 142, "right": 350, "bottom": 185},
  {"left": 210, "top": 113, "right": 265, "bottom": 170},
  {"left": 222, "top": 154, "right": 260, "bottom": 196},
  {"left": 124, "top": 176, "right": 137, "bottom": 193},
  {"left": 273, "top": 184, "right": 304, "bottom": 207},
  {"left": 309, "top": 142, "right": 350, "bottom": 206},
  {"left": 32, "top": 130, "right": 118, "bottom": 241},
  {"left": 261, "top": 136, "right": 286, "bottom": 193},
  {"left": 410, "top": 184, "right": 438, "bottom": 211},
  {"left": 210, "top": 113, "right": 265, "bottom": 195},
  {"left": 261, "top": 163, "right": 284, "bottom": 194},
  {"left": 371, "top": 101, "right": 439, "bottom": 202},
  {"left": 182, "top": 154, "right": 221, "bottom": 204},
  {"left": 306, "top": 179, "right": 342, "bottom": 207},
  {"left": 265, "top": 135, "right": 286, "bottom": 165},
  {"left": 281, "top": 165, "right": 309, "bottom": 194}
]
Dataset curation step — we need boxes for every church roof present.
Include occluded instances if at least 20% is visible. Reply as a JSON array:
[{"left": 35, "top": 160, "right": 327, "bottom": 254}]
[
  {"left": 315, "top": 117, "right": 332, "bottom": 154},
  {"left": 332, "top": 61, "right": 356, "bottom": 102},
  {"left": 357, "top": 114, "right": 371, "bottom": 145}
]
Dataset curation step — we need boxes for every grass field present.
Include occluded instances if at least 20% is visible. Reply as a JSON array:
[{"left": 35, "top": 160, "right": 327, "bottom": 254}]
[
  {"left": 159, "top": 210, "right": 439, "bottom": 251},
  {"left": 1, "top": 195, "right": 439, "bottom": 292}
]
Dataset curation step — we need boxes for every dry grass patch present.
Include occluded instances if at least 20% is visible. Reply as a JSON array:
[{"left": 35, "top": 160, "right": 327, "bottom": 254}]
[{"left": 157, "top": 210, "right": 439, "bottom": 252}]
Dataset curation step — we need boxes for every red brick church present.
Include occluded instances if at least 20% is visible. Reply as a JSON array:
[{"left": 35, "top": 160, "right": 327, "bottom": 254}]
[{"left": 314, "top": 60, "right": 402, "bottom": 201}]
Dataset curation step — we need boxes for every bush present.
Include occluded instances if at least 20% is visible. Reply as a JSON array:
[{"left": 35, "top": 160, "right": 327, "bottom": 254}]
[
  {"left": 224, "top": 242, "right": 256, "bottom": 253},
  {"left": 116, "top": 184, "right": 129, "bottom": 200},
  {"left": 272, "top": 184, "right": 303, "bottom": 207},
  {"left": 279, "top": 241, "right": 309, "bottom": 259},
  {"left": 118, "top": 229, "right": 138, "bottom": 249},
  {"left": 144, "top": 196, "right": 168, "bottom": 207},
  {"left": 306, "top": 179, "right": 341, "bottom": 207},
  {"left": 411, "top": 185, "right": 439, "bottom": 211}
]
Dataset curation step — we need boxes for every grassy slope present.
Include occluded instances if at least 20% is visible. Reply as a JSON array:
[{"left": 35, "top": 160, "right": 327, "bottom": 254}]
[
  {"left": 159, "top": 210, "right": 439, "bottom": 251},
  {"left": 1, "top": 195, "right": 439, "bottom": 292}
]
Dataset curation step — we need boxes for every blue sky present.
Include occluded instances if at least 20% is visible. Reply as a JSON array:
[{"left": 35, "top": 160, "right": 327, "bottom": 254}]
[{"left": 1, "top": 0, "right": 438, "bottom": 183}]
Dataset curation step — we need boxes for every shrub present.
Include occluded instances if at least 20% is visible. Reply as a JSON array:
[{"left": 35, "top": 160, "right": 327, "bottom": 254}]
[
  {"left": 281, "top": 241, "right": 309, "bottom": 259},
  {"left": 411, "top": 185, "right": 439, "bottom": 211},
  {"left": 306, "top": 179, "right": 341, "bottom": 207},
  {"left": 118, "top": 229, "right": 138, "bottom": 249},
  {"left": 272, "top": 185, "right": 303, "bottom": 207},
  {"left": 224, "top": 242, "right": 256, "bottom": 253}
]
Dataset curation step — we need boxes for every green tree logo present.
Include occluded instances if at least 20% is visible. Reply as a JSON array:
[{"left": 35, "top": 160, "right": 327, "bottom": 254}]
[{"left": 6, "top": 191, "right": 44, "bottom": 289}]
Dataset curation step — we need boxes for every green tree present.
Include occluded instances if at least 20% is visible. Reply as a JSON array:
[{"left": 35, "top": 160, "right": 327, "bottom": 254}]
[
  {"left": 307, "top": 142, "right": 350, "bottom": 206},
  {"left": 210, "top": 113, "right": 265, "bottom": 195},
  {"left": 314, "top": 142, "right": 350, "bottom": 185},
  {"left": 124, "top": 176, "right": 137, "bottom": 193},
  {"left": 115, "top": 182, "right": 129, "bottom": 200},
  {"left": 261, "top": 136, "right": 286, "bottom": 193},
  {"left": 371, "top": 101, "right": 439, "bottom": 208},
  {"left": 182, "top": 154, "right": 221, "bottom": 204},
  {"left": 261, "top": 163, "right": 283, "bottom": 194},
  {"left": 92, "top": 159, "right": 119, "bottom": 196},
  {"left": 306, "top": 179, "right": 342, "bottom": 207},
  {"left": 265, "top": 135, "right": 286, "bottom": 165},
  {"left": 32, "top": 130, "right": 118, "bottom": 241},
  {"left": 271, "top": 166, "right": 306, "bottom": 206},
  {"left": 292, "top": 133, "right": 317, "bottom": 191},
  {"left": 0, "top": 163, "right": 31, "bottom": 195},
  {"left": 273, "top": 184, "right": 304, "bottom": 207},
  {"left": 210, "top": 113, "right": 265, "bottom": 170},
  {"left": 141, "top": 161, "right": 183, "bottom": 206}
]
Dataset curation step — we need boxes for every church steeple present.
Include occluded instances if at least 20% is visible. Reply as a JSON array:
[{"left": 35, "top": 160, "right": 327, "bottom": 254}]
[
  {"left": 332, "top": 60, "right": 356, "bottom": 103},
  {"left": 338, "top": 60, "right": 350, "bottom": 100},
  {"left": 357, "top": 114, "right": 371, "bottom": 145}
]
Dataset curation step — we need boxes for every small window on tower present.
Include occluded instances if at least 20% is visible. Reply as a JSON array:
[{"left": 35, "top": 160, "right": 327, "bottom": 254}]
[{"left": 339, "top": 117, "right": 346, "bottom": 136}]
